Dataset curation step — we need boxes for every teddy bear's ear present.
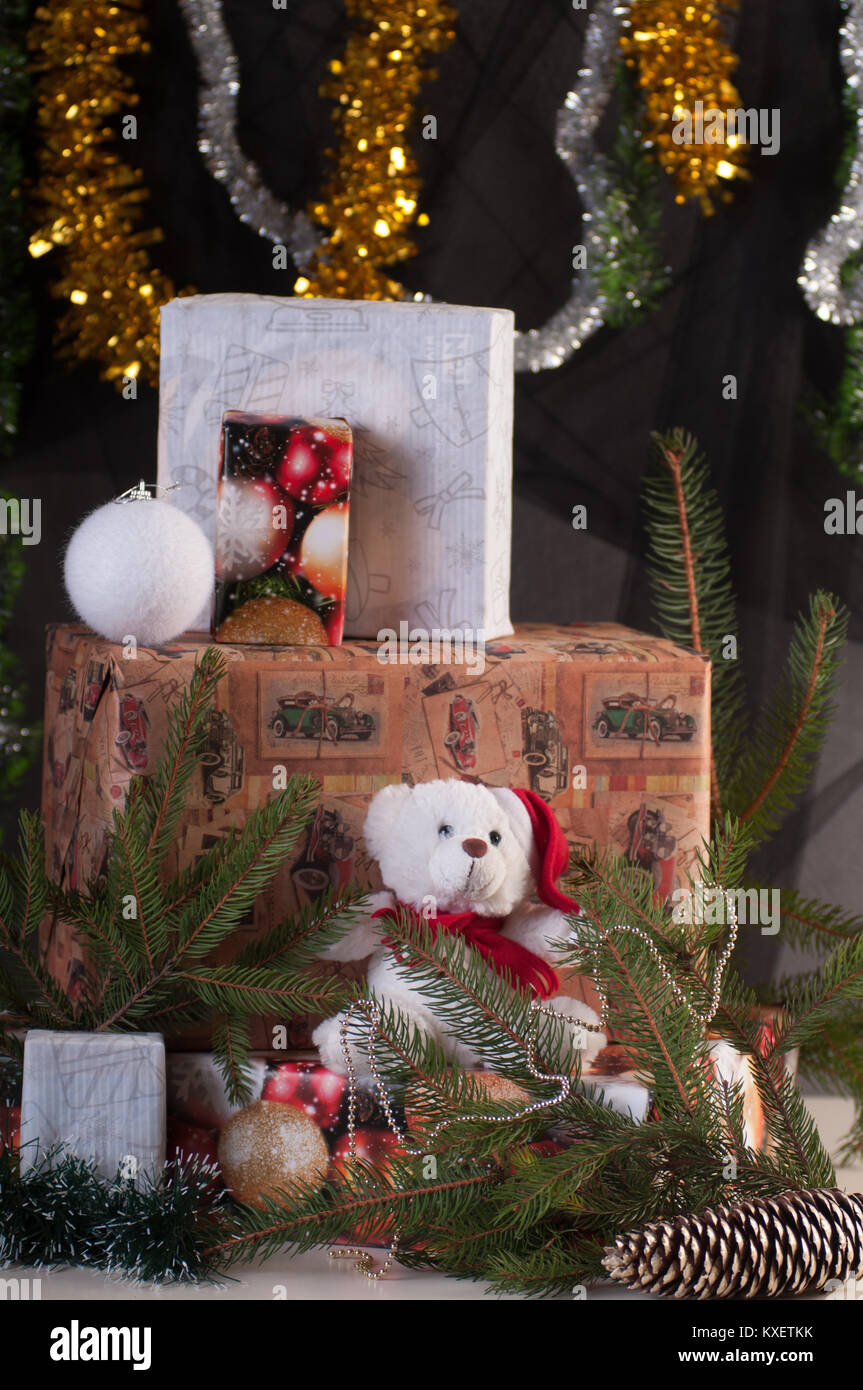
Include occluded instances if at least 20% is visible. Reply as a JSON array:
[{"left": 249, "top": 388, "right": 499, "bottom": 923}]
[
  {"left": 486, "top": 786, "right": 534, "bottom": 863},
  {"left": 363, "top": 782, "right": 413, "bottom": 860}
]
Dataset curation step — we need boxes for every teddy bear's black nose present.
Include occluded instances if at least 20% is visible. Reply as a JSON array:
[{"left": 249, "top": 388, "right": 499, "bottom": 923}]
[{"left": 462, "top": 837, "right": 487, "bottom": 858}]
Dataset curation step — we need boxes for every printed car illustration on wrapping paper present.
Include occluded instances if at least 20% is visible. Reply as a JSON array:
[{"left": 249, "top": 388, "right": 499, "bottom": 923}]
[
  {"left": 114, "top": 694, "right": 151, "bottom": 770},
  {"left": 199, "top": 710, "right": 245, "bottom": 804},
  {"left": 47, "top": 733, "right": 71, "bottom": 790},
  {"left": 592, "top": 692, "right": 696, "bottom": 742},
  {"left": 520, "top": 707, "right": 569, "bottom": 800},
  {"left": 567, "top": 640, "right": 623, "bottom": 657},
  {"left": 291, "top": 806, "right": 355, "bottom": 899},
  {"left": 268, "top": 690, "right": 375, "bottom": 743},
  {"left": 79, "top": 659, "right": 107, "bottom": 723},
  {"left": 58, "top": 667, "right": 78, "bottom": 713},
  {"left": 626, "top": 802, "right": 678, "bottom": 900},
  {"left": 444, "top": 693, "right": 479, "bottom": 770}
]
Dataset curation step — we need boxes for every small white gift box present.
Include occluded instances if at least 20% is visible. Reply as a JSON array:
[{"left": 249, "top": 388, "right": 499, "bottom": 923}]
[
  {"left": 158, "top": 294, "right": 515, "bottom": 639},
  {"left": 20, "top": 1030, "right": 166, "bottom": 1184}
]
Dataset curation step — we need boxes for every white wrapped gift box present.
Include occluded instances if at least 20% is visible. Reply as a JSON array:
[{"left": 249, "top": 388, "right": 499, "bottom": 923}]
[
  {"left": 157, "top": 294, "right": 515, "bottom": 639},
  {"left": 20, "top": 1030, "right": 166, "bottom": 1184}
]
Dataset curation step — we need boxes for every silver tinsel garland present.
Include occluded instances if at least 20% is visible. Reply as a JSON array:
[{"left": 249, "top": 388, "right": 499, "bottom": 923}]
[
  {"left": 514, "top": 0, "right": 624, "bottom": 372},
  {"left": 179, "top": 0, "right": 631, "bottom": 370},
  {"left": 799, "top": 0, "right": 863, "bottom": 324},
  {"left": 178, "top": 0, "right": 319, "bottom": 267}
]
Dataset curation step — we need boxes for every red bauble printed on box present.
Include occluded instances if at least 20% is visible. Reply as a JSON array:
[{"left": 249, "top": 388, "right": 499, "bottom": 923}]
[{"left": 215, "top": 414, "right": 352, "bottom": 645}]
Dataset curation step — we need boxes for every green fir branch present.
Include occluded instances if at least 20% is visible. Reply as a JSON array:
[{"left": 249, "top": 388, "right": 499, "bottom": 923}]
[
  {"left": 803, "top": 324, "right": 863, "bottom": 483},
  {"left": 207, "top": 1159, "right": 498, "bottom": 1270},
  {"left": 106, "top": 812, "right": 171, "bottom": 969},
  {"left": 231, "top": 883, "right": 367, "bottom": 970},
  {"left": 595, "top": 69, "right": 671, "bottom": 329},
  {"left": 173, "top": 777, "right": 320, "bottom": 963},
  {"left": 793, "top": 1014, "right": 863, "bottom": 1158},
  {"left": 766, "top": 939, "right": 863, "bottom": 1056},
  {"left": 724, "top": 592, "right": 848, "bottom": 844},
  {"left": 360, "top": 908, "right": 583, "bottom": 1082},
  {"left": 642, "top": 428, "right": 746, "bottom": 804},
  {"left": 211, "top": 1016, "right": 254, "bottom": 1108},
  {"left": 766, "top": 888, "right": 863, "bottom": 956},
  {"left": 712, "top": 972, "right": 835, "bottom": 1189},
  {"left": 177, "top": 964, "right": 346, "bottom": 1016},
  {"left": 0, "top": 650, "right": 354, "bottom": 1103},
  {"left": 134, "top": 647, "right": 226, "bottom": 866}
]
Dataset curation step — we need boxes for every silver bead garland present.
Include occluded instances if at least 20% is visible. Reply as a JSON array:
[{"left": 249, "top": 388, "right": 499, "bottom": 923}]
[
  {"left": 581, "top": 885, "right": 739, "bottom": 1032},
  {"left": 178, "top": 0, "right": 318, "bottom": 266},
  {"left": 329, "top": 992, "right": 589, "bottom": 1278},
  {"left": 329, "top": 884, "right": 737, "bottom": 1278},
  {"left": 337, "top": 995, "right": 593, "bottom": 1163},
  {"left": 799, "top": 0, "right": 863, "bottom": 324}
]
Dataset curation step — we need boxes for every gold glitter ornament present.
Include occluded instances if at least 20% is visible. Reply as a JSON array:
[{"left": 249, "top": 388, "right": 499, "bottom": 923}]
[
  {"left": 217, "top": 1100, "right": 329, "bottom": 1209},
  {"left": 27, "top": 1, "right": 193, "bottom": 387},
  {"left": 215, "top": 596, "right": 328, "bottom": 645},
  {"left": 296, "top": 0, "right": 456, "bottom": 300},
  {"left": 619, "top": 1, "right": 748, "bottom": 215}
]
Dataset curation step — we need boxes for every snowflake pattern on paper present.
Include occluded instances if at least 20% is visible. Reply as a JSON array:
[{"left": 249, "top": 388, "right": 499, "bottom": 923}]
[
  {"left": 215, "top": 482, "right": 268, "bottom": 577},
  {"left": 446, "top": 533, "right": 485, "bottom": 573}
]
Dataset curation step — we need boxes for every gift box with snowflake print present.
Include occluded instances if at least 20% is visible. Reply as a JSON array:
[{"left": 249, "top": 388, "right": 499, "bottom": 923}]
[{"left": 158, "top": 294, "right": 515, "bottom": 639}]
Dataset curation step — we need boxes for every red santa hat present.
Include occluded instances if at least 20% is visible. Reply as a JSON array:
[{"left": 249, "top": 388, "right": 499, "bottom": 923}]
[{"left": 490, "top": 787, "right": 577, "bottom": 913}]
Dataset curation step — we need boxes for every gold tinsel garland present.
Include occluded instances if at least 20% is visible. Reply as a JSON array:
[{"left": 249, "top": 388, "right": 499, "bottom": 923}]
[
  {"left": 294, "top": 0, "right": 456, "bottom": 301},
  {"left": 27, "top": 1, "right": 745, "bottom": 384},
  {"left": 619, "top": 1, "right": 748, "bottom": 215},
  {"left": 27, "top": 1, "right": 190, "bottom": 386}
]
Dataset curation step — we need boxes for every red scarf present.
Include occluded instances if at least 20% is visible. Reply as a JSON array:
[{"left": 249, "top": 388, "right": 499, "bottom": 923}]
[{"left": 373, "top": 904, "right": 559, "bottom": 1000}]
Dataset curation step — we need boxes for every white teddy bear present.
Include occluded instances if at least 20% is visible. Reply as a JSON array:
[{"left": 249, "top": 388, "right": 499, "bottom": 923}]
[{"left": 312, "top": 779, "right": 605, "bottom": 1079}]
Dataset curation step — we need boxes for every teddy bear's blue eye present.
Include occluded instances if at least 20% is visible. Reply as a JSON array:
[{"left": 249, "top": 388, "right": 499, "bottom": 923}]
[
  {"left": 439, "top": 824, "right": 453, "bottom": 838},
  {"left": 489, "top": 830, "right": 501, "bottom": 846}
]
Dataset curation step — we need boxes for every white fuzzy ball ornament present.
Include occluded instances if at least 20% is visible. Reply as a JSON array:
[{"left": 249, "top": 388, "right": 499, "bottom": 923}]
[{"left": 64, "top": 482, "right": 213, "bottom": 646}]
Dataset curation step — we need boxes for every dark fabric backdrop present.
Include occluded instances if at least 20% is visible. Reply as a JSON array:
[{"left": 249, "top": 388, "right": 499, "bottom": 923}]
[{"left": 3, "top": 0, "right": 861, "bottom": 983}]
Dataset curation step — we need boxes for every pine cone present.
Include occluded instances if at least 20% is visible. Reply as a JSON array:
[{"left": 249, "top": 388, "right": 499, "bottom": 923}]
[{"left": 603, "top": 1188, "right": 863, "bottom": 1299}]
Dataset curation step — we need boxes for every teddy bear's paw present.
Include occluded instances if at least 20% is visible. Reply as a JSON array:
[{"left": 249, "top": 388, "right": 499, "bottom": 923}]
[
  {"left": 501, "top": 905, "right": 576, "bottom": 957},
  {"left": 442, "top": 1032, "right": 484, "bottom": 1072},
  {"left": 541, "top": 996, "right": 607, "bottom": 1065},
  {"left": 319, "top": 894, "right": 392, "bottom": 962},
  {"left": 312, "top": 1014, "right": 372, "bottom": 1080},
  {"left": 365, "top": 889, "right": 396, "bottom": 913}
]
